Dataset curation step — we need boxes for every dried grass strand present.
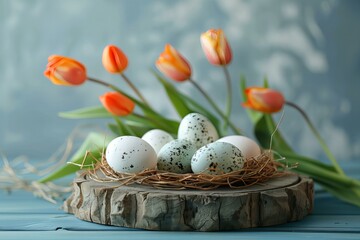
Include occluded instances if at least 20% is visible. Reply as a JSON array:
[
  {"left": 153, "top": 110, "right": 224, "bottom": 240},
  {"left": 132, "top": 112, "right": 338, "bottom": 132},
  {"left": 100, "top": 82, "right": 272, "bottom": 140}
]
[{"left": 0, "top": 125, "right": 105, "bottom": 203}]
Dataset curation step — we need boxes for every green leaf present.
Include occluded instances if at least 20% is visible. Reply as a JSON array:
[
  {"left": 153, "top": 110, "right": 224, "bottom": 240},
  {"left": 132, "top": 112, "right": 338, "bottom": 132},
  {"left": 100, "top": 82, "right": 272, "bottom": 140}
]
[
  {"left": 108, "top": 123, "right": 121, "bottom": 136},
  {"left": 60, "top": 105, "right": 178, "bottom": 135},
  {"left": 38, "top": 132, "right": 110, "bottom": 183},
  {"left": 279, "top": 151, "right": 336, "bottom": 172},
  {"left": 59, "top": 106, "right": 111, "bottom": 119},
  {"left": 315, "top": 179, "right": 360, "bottom": 207},
  {"left": 113, "top": 118, "right": 133, "bottom": 136},
  {"left": 153, "top": 71, "right": 225, "bottom": 135},
  {"left": 145, "top": 117, "right": 179, "bottom": 135},
  {"left": 125, "top": 113, "right": 179, "bottom": 134},
  {"left": 153, "top": 72, "right": 192, "bottom": 118},
  {"left": 279, "top": 152, "right": 360, "bottom": 187},
  {"left": 125, "top": 122, "right": 153, "bottom": 136},
  {"left": 123, "top": 115, "right": 156, "bottom": 127}
]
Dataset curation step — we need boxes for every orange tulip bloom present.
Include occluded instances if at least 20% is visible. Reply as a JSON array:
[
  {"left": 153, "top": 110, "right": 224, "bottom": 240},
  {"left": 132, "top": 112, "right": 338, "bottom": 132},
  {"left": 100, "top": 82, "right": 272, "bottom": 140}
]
[
  {"left": 156, "top": 44, "right": 192, "bottom": 82},
  {"left": 242, "top": 87, "right": 285, "bottom": 113},
  {"left": 44, "top": 55, "right": 87, "bottom": 86},
  {"left": 99, "top": 92, "right": 135, "bottom": 116},
  {"left": 200, "top": 29, "right": 232, "bottom": 66},
  {"left": 102, "top": 45, "right": 128, "bottom": 74}
]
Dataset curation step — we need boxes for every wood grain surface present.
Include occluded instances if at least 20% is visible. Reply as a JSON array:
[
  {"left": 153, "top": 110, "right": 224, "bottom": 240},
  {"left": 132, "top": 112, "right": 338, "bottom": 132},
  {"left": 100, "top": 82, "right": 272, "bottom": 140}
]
[{"left": 63, "top": 173, "right": 314, "bottom": 231}]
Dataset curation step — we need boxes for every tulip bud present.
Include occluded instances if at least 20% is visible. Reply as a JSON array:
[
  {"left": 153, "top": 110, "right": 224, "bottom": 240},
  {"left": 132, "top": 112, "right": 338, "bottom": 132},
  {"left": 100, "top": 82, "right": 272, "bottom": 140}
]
[
  {"left": 44, "top": 55, "right": 87, "bottom": 86},
  {"left": 200, "top": 29, "right": 232, "bottom": 66},
  {"left": 242, "top": 87, "right": 285, "bottom": 113},
  {"left": 156, "top": 44, "right": 192, "bottom": 82},
  {"left": 102, "top": 45, "right": 128, "bottom": 74},
  {"left": 99, "top": 92, "right": 135, "bottom": 116}
]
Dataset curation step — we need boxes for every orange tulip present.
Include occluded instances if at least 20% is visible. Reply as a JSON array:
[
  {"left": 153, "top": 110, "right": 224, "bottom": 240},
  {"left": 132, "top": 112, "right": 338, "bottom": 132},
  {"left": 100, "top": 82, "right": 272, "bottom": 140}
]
[
  {"left": 242, "top": 87, "right": 285, "bottom": 113},
  {"left": 102, "top": 45, "right": 128, "bottom": 74},
  {"left": 200, "top": 29, "right": 232, "bottom": 66},
  {"left": 156, "top": 44, "right": 192, "bottom": 82},
  {"left": 99, "top": 92, "right": 135, "bottom": 116},
  {"left": 44, "top": 55, "right": 87, "bottom": 86}
]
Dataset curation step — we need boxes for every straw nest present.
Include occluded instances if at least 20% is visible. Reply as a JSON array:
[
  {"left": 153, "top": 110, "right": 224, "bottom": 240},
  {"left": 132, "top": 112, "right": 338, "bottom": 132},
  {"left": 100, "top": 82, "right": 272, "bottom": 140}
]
[{"left": 86, "top": 151, "right": 290, "bottom": 190}]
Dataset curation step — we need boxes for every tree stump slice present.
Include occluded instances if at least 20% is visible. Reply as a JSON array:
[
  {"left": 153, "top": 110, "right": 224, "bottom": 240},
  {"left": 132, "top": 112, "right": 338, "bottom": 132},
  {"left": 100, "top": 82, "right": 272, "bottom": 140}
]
[{"left": 63, "top": 172, "right": 314, "bottom": 231}]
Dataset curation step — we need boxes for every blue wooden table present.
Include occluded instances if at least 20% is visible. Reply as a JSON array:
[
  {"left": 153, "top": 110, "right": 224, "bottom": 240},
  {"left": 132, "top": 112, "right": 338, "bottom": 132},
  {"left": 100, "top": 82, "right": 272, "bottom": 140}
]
[{"left": 1, "top": 162, "right": 360, "bottom": 240}]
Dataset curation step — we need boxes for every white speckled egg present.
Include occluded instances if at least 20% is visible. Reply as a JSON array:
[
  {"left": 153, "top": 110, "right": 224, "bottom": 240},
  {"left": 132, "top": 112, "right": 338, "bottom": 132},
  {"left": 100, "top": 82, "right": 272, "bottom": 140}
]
[
  {"left": 141, "top": 129, "right": 174, "bottom": 154},
  {"left": 191, "top": 142, "right": 245, "bottom": 175},
  {"left": 218, "top": 135, "right": 261, "bottom": 159},
  {"left": 105, "top": 136, "right": 157, "bottom": 174},
  {"left": 157, "top": 139, "right": 197, "bottom": 173},
  {"left": 178, "top": 113, "right": 219, "bottom": 149}
]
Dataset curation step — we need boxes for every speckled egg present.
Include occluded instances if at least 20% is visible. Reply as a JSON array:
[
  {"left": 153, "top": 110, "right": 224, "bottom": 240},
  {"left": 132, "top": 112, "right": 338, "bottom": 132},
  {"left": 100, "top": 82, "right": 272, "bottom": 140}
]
[
  {"left": 218, "top": 135, "right": 261, "bottom": 159},
  {"left": 157, "top": 139, "right": 197, "bottom": 173},
  {"left": 141, "top": 129, "right": 174, "bottom": 154},
  {"left": 191, "top": 142, "right": 245, "bottom": 175},
  {"left": 178, "top": 113, "right": 219, "bottom": 149},
  {"left": 105, "top": 136, "right": 157, "bottom": 174}
]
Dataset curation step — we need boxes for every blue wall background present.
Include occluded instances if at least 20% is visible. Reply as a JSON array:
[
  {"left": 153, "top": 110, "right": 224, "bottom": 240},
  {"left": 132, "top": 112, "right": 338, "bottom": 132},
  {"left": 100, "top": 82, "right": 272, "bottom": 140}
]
[{"left": 1, "top": 0, "right": 359, "bottom": 161}]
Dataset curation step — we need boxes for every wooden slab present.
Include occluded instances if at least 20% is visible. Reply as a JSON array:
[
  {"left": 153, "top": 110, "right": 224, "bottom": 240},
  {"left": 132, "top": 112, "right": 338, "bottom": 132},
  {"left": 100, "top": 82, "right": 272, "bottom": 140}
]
[{"left": 63, "top": 173, "right": 313, "bottom": 231}]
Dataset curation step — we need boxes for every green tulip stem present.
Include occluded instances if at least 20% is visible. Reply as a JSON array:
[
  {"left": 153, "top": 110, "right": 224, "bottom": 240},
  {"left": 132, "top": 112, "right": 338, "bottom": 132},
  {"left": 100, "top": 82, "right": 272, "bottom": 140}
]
[
  {"left": 285, "top": 101, "right": 345, "bottom": 176},
  {"left": 188, "top": 78, "right": 241, "bottom": 135},
  {"left": 222, "top": 66, "right": 232, "bottom": 131},
  {"left": 120, "top": 73, "right": 150, "bottom": 106}
]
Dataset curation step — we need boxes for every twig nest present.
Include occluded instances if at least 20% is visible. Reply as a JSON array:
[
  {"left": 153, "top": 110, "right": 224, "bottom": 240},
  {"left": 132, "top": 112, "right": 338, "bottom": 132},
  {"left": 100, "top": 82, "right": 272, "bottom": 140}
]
[
  {"left": 191, "top": 142, "right": 245, "bottom": 174},
  {"left": 89, "top": 151, "right": 287, "bottom": 190},
  {"left": 105, "top": 136, "right": 157, "bottom": 173}
]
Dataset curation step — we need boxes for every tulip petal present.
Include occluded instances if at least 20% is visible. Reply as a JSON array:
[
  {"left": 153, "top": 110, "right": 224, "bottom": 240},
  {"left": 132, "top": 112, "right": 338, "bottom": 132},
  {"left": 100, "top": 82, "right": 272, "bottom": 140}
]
[
  {"left": 166, "top": 44, "right": 191, "bottom": 76},
  {"left": 200, "top": 29, "right": 232, "bottom": 66},
  {"left": 44, "top": 55, "right": 87, "bottom": 86},
  {"left": 156, "top": 44, "right": 191, "bottom": 82},
  {"left": 243, "top": 87, "right": 285, "bottom": 113},
  {"left": 102, "top": 45, "right": 128, "bottom": 74},
  {"left": 201, "top": 34, "right": 221, "bottom": 65},
  {"left": 99, "top": 92, "right": 135, "bottom": 116},
  {"left": 156, "top": 61, "right": 190, "bottom": 82}
]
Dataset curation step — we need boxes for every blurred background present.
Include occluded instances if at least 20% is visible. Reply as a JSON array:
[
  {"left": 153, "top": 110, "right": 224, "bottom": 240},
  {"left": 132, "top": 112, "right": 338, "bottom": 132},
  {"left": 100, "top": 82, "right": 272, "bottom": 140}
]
[{"left": 0, "top": 0, "right": 359, "bottom": 162}]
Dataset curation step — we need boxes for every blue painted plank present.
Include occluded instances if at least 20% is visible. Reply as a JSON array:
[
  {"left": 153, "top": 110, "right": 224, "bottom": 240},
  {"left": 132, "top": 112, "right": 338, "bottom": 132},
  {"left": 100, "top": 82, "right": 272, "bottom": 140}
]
[
  {"left": 0, "top": 213, "right": 136, "bottom": 231},
  {"left": 0, "top": 230, "right": 359, "bottom": 240},
  {"left": 0, "top": 190, "right": 64, "bottom": 214},
  {"left": 313, "top": 192, "right": 360, "bottom": 215},
  {"left": 0, "top": 213, "right": 359, "bottom": 232}
]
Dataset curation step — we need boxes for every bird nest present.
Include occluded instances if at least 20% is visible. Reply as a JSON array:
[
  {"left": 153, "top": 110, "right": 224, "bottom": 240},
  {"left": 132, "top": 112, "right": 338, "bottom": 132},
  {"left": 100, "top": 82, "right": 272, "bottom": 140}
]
[{"left": 84, "top": 150, "right": 292, "bottom": 190}]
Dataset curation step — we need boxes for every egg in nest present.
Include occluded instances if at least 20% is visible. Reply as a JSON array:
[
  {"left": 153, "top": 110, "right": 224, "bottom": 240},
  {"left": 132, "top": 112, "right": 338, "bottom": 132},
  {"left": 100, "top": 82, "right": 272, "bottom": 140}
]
[
  {"left": 142, "top": 129, "right": 174, "bottom": 154},
  {"left": 157, "top": 139, "right": 197, "bottom": 174},
  {"left": 178, "top": 113, "right": 219, "bottom": 149},
  {"left": 218, "top": 135, "right": 261, "bottom": 159},
  {"left": 105, "top": 136, "right": 157, "bottom": 174},
  {"left": 191, "top": 142, "right": 245, "bottom": 175}
]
